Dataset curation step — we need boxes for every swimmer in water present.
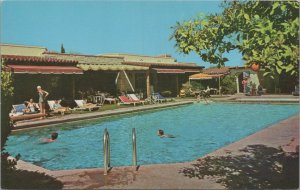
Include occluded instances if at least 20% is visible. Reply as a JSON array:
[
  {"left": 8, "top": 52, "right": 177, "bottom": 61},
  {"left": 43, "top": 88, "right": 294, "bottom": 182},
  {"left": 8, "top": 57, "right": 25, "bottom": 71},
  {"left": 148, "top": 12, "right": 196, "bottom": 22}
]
[
  {"left": 157, "top": 129, "right": 175, "bottom": 138},
  {"left": 40, "top": 132, "right": 58, "bottom": 143}
]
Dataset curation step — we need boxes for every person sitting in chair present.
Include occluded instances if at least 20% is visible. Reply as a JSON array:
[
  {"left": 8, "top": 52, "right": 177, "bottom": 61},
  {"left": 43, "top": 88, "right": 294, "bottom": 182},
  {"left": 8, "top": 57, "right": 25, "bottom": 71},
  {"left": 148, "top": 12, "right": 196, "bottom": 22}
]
[
  {"left": 53, "top": 100, "right": 69, "bottom": 114},
  {"left": 24, "top": 98, "right": 39, "bottom": 113}
]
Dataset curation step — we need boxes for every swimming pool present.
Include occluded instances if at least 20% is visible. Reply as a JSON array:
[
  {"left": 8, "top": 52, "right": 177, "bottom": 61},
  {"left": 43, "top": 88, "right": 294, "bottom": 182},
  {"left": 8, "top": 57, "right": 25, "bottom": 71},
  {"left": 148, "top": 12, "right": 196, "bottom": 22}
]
[{"left": 5, "top": 103, "right": 299, "bottom": 170}]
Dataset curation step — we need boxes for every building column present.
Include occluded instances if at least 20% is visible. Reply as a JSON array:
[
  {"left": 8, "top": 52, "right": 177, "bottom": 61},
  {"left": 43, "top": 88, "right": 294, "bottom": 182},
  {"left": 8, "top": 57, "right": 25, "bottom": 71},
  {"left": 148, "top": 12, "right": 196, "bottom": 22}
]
[
  {"left": 146, "top": 70, "right": 150, "bottom": 97},
  {"left": 153, "top": 71, "right": 158, "bottom": 92},
  {"left": 235, "top": 75, "right": 240, "bottom": 94},
  {"left": 176, "top": 74, "right": 179, "bottom": 96},
  {"left": 72, "top": 76, "right": 75, "bottom": 99}
]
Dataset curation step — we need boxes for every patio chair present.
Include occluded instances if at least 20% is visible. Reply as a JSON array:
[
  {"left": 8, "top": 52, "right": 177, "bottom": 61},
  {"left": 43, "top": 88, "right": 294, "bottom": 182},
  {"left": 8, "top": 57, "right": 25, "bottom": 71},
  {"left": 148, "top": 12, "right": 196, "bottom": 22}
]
[
  {"left": 10, "top": 104, "right": 46, "bottom": 122},
  {"left": 47, "top": 100, "right": 71, "bottom": 115},
  {"left": 97, "top": 93, "right": 117, "bottom": 104},
  {"left": 127, "top": 94, "right": 145, "bottom": 105},
  {"left": 179, "top": 89, "right": 186, "bottom": 98},
  {"left": 118, "top": 96, "right": 143, "bottom": 106},
  {"left": 199, "top": 90, "right": 210, "bottom": 98},
  {"left": 91, "top": 94, "right": 105, "bottom": 105},
  {"left": 151, "top": 92, "right": 168, "bottom": 103},
  {"left": 73, "top": 100, "right": 101, "bottom": 111}
]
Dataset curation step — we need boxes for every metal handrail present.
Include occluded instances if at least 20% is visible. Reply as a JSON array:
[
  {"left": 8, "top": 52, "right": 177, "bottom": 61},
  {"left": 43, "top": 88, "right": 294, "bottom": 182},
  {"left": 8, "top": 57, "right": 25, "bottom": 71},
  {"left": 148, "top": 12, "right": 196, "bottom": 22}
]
[
  {"left": 132, "top": 128, "right": 137, "bottom": 168},
  {"left": 103, "top": 128, "right": 137, "bottom": 175},
  {"left": 103, "top": 128, "right": 110, "bottom": 175}
]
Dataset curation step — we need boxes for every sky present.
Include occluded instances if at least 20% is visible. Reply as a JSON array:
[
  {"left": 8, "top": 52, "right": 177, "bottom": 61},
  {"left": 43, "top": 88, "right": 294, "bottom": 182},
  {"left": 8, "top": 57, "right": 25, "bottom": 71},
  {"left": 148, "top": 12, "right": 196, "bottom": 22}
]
[{"left": 1, "top": 1, "right": 243, "bottom": 68}]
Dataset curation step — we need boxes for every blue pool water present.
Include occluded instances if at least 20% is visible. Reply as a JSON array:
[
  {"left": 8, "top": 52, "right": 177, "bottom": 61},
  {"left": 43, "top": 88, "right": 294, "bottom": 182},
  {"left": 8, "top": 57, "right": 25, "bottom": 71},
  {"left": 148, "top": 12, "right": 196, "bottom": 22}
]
[{"left": 5, "top": 103, "right": 299, "bottom": 170}]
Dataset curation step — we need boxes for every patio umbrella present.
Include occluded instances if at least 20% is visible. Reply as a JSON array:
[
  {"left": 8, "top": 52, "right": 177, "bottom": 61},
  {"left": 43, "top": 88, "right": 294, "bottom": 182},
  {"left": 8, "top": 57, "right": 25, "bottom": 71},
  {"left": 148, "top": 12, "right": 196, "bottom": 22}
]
[
  {"left": 189, "top": 73, "right": 215, "bottom": 80},
  {"left": 189, "top": 73, "right": 223, "bottom": 95}
]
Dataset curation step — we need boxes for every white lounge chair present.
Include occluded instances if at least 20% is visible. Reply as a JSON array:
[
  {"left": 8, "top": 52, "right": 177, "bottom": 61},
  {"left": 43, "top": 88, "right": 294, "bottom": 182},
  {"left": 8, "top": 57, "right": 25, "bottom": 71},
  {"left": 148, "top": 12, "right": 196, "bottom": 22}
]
[
  {"left": 73, "top": 100, "right": 101, "bottom": 111},
  {"left": 47, "top": 100, "right": 71, "bottom": 115},
  {"left": 127, "top": 94, "right": 145, "bottom": 105}
]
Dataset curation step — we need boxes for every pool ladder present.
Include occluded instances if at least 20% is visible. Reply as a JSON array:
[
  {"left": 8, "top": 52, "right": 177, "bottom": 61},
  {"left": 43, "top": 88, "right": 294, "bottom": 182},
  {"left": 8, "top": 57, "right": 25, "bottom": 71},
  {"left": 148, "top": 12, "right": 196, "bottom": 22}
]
[
  {"left": 103, "top": 128, "right": 138, "bottom": 175},
  {"left": 103, "top": 128, "right": 110, "bottom": 175}
]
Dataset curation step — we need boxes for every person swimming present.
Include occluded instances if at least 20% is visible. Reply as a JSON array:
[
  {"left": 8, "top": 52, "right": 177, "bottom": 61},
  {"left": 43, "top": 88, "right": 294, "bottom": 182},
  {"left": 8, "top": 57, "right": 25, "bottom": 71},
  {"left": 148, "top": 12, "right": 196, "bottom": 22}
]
[
  {"left": 157, "top": 129, "right": 175, "bottom": 138},
  {"left": 40, "top": 132, "right": 58, "bottom": 143}
]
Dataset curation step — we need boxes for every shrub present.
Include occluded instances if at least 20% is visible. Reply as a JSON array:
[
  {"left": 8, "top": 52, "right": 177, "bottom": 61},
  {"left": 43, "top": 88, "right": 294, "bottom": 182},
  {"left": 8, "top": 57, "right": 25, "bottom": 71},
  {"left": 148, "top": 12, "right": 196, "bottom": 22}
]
[{"left": 221, "top": 74, "right": 237, "bottom": 95}]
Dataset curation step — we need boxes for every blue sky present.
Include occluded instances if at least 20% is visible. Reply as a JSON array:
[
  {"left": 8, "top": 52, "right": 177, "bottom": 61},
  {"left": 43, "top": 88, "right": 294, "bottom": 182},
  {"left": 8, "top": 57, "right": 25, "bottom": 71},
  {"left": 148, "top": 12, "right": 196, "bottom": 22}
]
[{"left": 1, "top": 1, "right": 243, "bottom": 68}]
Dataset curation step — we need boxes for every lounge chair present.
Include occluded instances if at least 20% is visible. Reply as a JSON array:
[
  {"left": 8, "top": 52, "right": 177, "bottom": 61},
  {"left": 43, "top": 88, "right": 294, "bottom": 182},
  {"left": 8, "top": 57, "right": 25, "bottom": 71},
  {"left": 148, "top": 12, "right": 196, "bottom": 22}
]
[
  {"left": 151, "top": 92, "right": 168, "bottom": 103},
  {"left": 73, "top": 100, "right": 101, "bottom": 111},
  {"left": 97, "top": 93, "right": 117, "bottom": 104},
  {"left": 127, "top": 94, "right": 145, "bottom": 105},
  {"left": 10, "top": 104, "right": 46, "bottom": 122},
  {"left": 118, "top": 96, "right": 143, "bottom": 106},
  {"left": 47, "top": 100, "right": 71, "bottom": 115}
]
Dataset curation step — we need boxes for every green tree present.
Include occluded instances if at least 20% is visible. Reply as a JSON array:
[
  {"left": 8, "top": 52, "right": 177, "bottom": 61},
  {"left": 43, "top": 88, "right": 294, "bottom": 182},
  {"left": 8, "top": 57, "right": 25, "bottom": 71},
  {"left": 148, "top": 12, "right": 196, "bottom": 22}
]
[
  {"left": 221, "top": 74, "right": 237, "bottom": 95},
  {"left": 171, "top": 1, "right": 299, "bottom": 78},
  {"left": 1, "top": 62, "right": 14, "bottom": 147},
  {"left": 61, "top": 44, "right": 65, "bottom": 53}
]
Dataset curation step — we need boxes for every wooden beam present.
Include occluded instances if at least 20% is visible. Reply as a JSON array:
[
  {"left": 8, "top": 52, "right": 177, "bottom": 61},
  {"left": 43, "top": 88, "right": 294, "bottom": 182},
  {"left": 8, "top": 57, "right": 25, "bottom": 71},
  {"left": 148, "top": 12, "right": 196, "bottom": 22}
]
[
  {"left": 123, "top": 70, "right": 135, "bottom": 92},
  {"left": 115, "top": 71, "right": 120, "bottom": 85}
]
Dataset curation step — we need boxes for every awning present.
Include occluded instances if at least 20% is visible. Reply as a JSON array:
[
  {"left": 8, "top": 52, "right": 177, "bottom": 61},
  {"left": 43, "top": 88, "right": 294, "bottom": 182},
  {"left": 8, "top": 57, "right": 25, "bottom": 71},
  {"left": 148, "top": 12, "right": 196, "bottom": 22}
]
[
  {"left": 189, "top": 73, "right": 221, "bottom": 80},
  {"left": 183, "top": 69, "right": 201, "bottom": 73},
  {"left": 78, "top": 64, "right": 148, "bottom": 71},
  {"left": 152, "top": 68, "right": 185, "bottom": 74},
  {"left": 7, "top": 65, "right": 83, "bottom": 74}
]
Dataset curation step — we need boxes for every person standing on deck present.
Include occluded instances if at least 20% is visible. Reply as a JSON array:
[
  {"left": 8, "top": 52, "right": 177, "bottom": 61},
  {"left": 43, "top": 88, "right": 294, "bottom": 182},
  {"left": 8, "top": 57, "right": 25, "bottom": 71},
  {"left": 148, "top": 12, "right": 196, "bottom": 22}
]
[
  {"left": 37, "top": 86, "right": 49, "bottom": 114},
  {"left": 242, "top": 78, "right": 248, "bottom": 94}
]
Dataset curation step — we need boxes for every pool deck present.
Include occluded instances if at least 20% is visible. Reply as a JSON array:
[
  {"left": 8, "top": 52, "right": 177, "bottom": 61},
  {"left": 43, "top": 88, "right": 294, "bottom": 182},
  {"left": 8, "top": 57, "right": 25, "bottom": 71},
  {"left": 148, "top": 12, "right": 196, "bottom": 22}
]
[
  {"left": 12, "top": 100, "right": 194, "bottom": 130},
  {"left": 15, "top": 114, "right": 299, "bottom": 189},
  {"left": 212, "top": 94, "right": 299, "bottom": 103}
]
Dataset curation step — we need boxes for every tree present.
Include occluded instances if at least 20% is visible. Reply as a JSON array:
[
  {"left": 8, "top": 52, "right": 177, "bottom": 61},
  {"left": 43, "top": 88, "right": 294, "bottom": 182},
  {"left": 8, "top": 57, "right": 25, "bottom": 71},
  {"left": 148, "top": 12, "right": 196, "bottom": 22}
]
[
  {"left": 221, "top": 74, "right": 237, "bottom": 95},
  {"left": 171, "top": 1, "right": 299, "bottom": 78},
  {"left": 1, "top": 61, "right": 14, "bottom": 147},
  {"left": 61, "top": 44, "right": 65, "bottom": 53}
]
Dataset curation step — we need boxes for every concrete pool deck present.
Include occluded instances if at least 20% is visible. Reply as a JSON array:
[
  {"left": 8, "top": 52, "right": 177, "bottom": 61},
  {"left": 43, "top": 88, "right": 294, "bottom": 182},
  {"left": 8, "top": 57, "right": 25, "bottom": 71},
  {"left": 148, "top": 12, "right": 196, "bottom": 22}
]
[
  {"left": 12, "top": 100, "right": 194, "bottom": 130},
  {"left": 212, "top": 94, "right": 299, "bottom": 103},
  {"left": 15, "top": 114, "right": 299, "bottom": 189}
]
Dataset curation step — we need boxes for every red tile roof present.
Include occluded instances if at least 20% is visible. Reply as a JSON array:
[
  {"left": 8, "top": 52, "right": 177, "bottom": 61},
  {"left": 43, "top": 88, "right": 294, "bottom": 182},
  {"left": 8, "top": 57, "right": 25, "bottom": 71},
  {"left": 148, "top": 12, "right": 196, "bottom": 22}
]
[
  {"left": 6, "top": 65, "right": 83, "bottom": 74},
  {"left": 1, "top": 55, "right": 78, "bottom": 65},
  {"left": 44, "top": 51, "right": 124, "bottom": 59},
  {"left": 203, "top": 67, "right": 230, "bottom": 74}
]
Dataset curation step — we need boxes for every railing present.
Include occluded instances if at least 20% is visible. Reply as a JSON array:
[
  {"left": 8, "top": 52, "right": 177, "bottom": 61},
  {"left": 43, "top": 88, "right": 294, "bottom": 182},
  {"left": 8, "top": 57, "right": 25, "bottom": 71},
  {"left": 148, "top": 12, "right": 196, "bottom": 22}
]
[
  {"left": 103, "top": 128, "right": 138, "bottom": 175},
  {"left": 103, "top": 128, "right": 110, "bottom": 175},
  {"left": 132, "top": 128, "right": 137, "bottom": 169}
]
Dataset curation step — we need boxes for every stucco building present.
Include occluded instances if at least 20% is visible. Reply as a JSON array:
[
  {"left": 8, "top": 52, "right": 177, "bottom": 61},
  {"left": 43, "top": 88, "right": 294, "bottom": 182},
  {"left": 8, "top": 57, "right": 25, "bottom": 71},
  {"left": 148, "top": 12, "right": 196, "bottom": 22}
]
[{"left": 1, "top": 44, "right": 203, "bottom": 103}]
